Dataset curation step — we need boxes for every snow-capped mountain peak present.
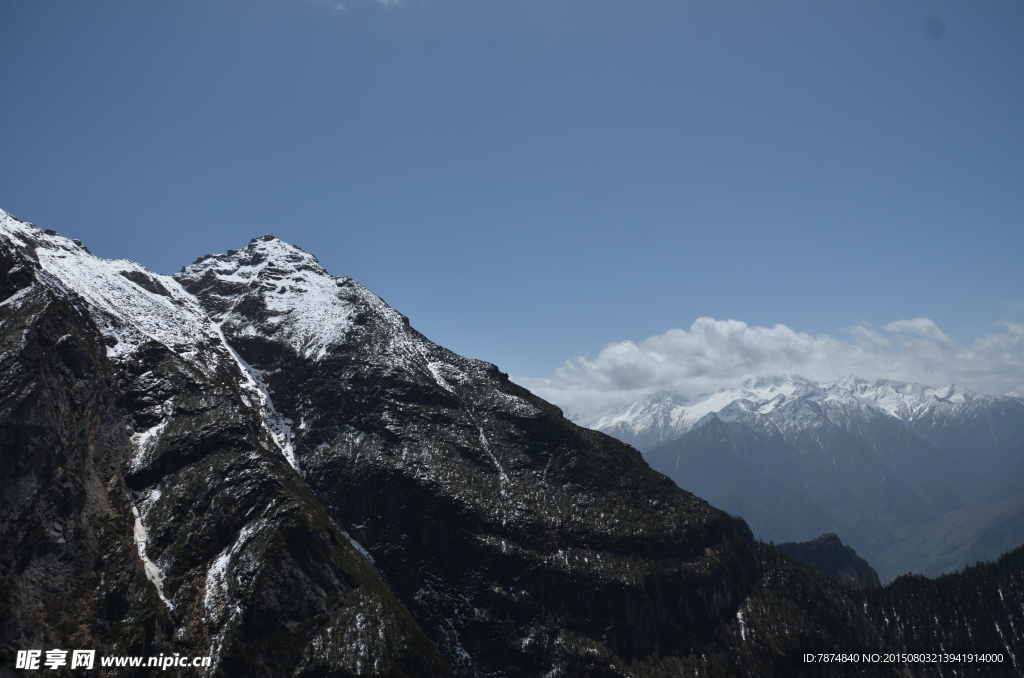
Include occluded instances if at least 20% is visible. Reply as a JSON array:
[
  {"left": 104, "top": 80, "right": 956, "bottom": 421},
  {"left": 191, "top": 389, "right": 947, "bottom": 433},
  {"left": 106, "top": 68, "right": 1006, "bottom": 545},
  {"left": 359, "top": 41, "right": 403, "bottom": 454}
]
[
  {"left": 819, "top": 376, "right": 978, "bottom": 420},
  {"left": 177, "top": 235, "right": 369, "bottom": 361},
  {"left": 0, "top": 209, "right": 221, "bottom": 364},
  {"left": 186, "top": 234, "right": 330, "bottom": 283},
  {"left": 174, "top": 232, "right": 487, "bottom": 398},
  {"left": 583, "top": 373, "right": 1009, "bottom": 452}
]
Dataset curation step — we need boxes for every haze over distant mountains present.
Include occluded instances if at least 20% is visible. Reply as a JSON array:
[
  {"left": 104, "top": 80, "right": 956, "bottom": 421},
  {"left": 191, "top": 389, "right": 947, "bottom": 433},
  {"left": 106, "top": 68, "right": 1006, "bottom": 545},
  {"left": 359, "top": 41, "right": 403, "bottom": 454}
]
[{"left": 580, "top": 375, "right": 1024, "bottom": 582}]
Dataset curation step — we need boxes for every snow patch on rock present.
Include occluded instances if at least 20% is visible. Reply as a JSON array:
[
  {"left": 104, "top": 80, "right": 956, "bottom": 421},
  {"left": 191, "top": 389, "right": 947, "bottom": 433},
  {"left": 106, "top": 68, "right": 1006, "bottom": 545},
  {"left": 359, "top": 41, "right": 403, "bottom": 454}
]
[
  {"left": 177, "top": 236, "right": 359, "bottom": 361},
  {"left": 1, "top": 210, "right": 221, "bottom": 366},
  {"left": 132, "top": 498, "right": 173, "bottom": 609}
]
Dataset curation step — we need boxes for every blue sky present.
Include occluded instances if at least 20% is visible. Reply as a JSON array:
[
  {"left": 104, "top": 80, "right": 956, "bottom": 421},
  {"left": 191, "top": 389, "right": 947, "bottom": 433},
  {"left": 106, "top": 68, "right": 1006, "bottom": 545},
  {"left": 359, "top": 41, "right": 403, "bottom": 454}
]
[{"left": 2, "top": 0, "right": 1022, "bottom": 407}]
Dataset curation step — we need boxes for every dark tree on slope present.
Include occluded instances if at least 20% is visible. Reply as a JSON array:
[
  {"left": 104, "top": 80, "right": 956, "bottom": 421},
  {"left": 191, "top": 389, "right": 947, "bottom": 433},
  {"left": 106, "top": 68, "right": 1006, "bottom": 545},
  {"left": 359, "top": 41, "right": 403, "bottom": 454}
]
[{"left": 859, "top": 545, "right": 1024, "bottom": 678}]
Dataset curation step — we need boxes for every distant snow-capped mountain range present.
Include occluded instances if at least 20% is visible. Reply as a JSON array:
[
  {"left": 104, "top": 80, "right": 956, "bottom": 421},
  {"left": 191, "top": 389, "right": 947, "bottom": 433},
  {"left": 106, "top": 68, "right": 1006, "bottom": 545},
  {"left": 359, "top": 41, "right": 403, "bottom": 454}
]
[
  {"left": 579, "top": 375, "right": 1024, "bottom": 582},
  {"left": 580, "top": 375, "right": 1023, "bottom": 454}
]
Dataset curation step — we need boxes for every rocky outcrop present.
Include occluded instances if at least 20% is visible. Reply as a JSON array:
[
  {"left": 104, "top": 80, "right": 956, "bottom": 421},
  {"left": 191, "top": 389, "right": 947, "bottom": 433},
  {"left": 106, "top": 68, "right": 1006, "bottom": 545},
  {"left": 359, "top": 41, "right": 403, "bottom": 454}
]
[{"left": 776, "top": 534, "right": 881, "bottom": 589}]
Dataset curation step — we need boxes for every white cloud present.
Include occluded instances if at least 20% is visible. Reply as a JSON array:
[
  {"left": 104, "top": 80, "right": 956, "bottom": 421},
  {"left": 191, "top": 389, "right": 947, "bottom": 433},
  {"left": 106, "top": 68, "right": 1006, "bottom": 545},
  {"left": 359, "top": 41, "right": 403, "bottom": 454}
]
[
  {"left": 308, "top": 0, "right": 347, "bottom": 12},
  {"left": 308, "top": 0, "right": 399, "bottom": 13},
  {"left": 883, "top": 317, "right": 953, "bottom": 344},
  {"left": 513, "top": 316, "right": 1024, "bottom": 420}
]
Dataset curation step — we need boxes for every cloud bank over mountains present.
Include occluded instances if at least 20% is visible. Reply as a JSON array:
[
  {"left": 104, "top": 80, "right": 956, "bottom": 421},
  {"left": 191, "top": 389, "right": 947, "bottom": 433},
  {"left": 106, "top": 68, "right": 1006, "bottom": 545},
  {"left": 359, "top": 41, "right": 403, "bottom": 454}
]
[{"left": 515, "top": 316, "right": 1024, "bottom": 420}]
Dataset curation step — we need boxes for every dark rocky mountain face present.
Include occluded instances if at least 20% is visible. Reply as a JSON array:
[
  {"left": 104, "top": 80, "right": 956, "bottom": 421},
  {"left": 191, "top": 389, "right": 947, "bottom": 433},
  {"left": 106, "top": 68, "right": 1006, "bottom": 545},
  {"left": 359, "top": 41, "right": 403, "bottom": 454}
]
[
  {"left": 776, "top": 534, "right": 881, "bottom": 590},
  {"left": 0, "top": 217, "right": 452, "bottom": 677},
  {"left": 173, "top": 235, "right": 765, "bottom": 675},
  {"left": 2, "top": 212, "right": 1018, "bottom": 677}
]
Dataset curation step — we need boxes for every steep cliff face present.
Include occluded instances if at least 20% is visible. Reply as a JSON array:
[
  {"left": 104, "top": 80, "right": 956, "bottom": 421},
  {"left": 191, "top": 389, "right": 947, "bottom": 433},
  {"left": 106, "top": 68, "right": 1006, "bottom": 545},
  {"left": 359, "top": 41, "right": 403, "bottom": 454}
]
[
  {"left": 0, "top": 214, "right": 452, "bottom": 677},
  {"left": 0, "top": 230, "right": 159, "bottom": 667},
  {"left": 0, "top": 212, "right": 936, "bottom": 677},
  {"left": 174, "top": 235, "right": 763, "bottom": 675}
]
